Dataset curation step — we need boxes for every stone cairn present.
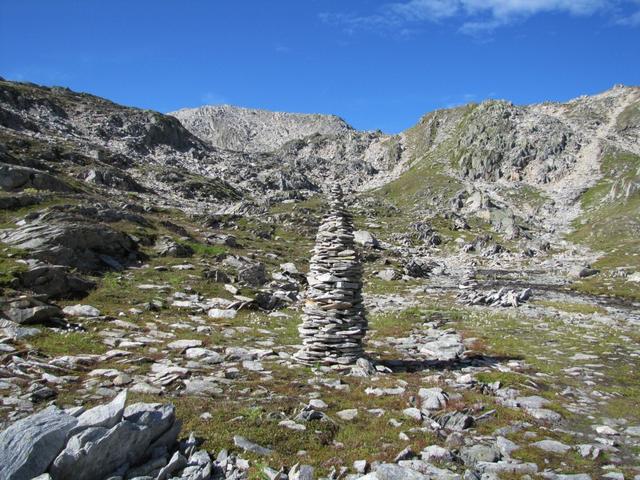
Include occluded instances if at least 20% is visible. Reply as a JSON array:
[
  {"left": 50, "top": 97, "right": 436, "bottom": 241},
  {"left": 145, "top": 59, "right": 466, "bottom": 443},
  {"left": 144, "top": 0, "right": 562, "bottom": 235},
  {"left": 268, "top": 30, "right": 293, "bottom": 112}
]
[{"left": 294, "top": 185, "right": 367, "bottom": 366}]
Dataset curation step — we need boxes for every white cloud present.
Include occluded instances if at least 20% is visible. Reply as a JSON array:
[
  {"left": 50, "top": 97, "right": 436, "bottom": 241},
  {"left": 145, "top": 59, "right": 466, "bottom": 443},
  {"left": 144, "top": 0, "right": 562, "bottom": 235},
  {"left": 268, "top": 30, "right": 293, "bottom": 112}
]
[
  {"left": 201, "top": 92, "right": 227, "bottom": 104},
  {"left": 615, "top": 5, "right": 640, "bottom": 24},
  {"left": 459, "top": 0, "right": 609, "bottom": 19},
  {"left": 320, "top": 0, "right": 638, "bottom": 35},
  {"left": 389, "top": 0, "right": 460, "bottom": 21}
]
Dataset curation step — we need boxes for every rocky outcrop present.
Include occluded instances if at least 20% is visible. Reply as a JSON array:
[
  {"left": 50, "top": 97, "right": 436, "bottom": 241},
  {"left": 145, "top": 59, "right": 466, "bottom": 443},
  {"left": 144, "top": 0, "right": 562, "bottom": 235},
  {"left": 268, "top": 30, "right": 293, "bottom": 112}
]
[
  {"left": 0, "top": 208, "right": 142, "bottom": 272},
  {"left": 18, "top": 262, "right": 95, "bottom": 299},
  {"left": 83, "top": 167, "right": 146, "bottom": 192},
  {"left": 0, "top": 162, "right": 75, "bottom": 193},
  {"left": 0, "top": 405, "right": 78, "bottom": 480},
  {"left": 169, "top": 104, "right": 353, "bottom": 153},
  {"left": 0, "top": 392, "right": 182, "bottom": 480},
  {"left": 1, "top": 296, "right": 63, "bottom": 325}
]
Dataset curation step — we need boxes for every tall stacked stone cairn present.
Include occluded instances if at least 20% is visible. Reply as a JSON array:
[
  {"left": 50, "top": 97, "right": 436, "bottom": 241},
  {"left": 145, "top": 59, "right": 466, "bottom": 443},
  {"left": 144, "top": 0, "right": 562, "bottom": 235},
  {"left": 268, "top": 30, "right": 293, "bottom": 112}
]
[{"left": 294, "top": 185, "right": 367, "bottom": 366}]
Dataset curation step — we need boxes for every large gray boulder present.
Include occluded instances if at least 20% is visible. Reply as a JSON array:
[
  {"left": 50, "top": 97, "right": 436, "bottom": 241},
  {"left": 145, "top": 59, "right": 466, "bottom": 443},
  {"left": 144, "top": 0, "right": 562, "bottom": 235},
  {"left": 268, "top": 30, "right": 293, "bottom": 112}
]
[
  {"left": 50, "top": 402, "right": 176, "bottom": 480},
  {"left": 71, "top": 390, "right": 127, "bottom": 434},
  {"left": 354, "top": 230, "right": 379, "bottom": 248},
  {"left": 418, "top": 330, "right": 465, "bottom": 362},
  {"left": 2, "top": 297, "right": 62, "bottom": 325},
  {"left": 223, "top": 256, "right": 267, "bottom": 286},
  {"left": 154, "top": 236, "right": 194, "bottom": 258},
  {"left": 0, "top": 405, "right": 78, "bottom": 480},
  {"left": 0, "top": 209, "right": 141, "bottom": 272},
  {"left": 18, "top": 263, "right": 95, "bottom": 299},
  {"left": 0, "top": 162, "right": 75, "bottom": 193},
  {"left": 84, "top": 167, "right": 146, "bottom": 192}
]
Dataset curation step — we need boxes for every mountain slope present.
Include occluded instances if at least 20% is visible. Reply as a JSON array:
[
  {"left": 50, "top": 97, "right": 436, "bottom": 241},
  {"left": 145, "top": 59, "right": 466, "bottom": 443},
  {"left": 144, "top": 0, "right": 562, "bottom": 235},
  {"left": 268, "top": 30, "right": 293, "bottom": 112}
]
[{"left": 169, "top": 104, "right": 353, "bottom": 153}]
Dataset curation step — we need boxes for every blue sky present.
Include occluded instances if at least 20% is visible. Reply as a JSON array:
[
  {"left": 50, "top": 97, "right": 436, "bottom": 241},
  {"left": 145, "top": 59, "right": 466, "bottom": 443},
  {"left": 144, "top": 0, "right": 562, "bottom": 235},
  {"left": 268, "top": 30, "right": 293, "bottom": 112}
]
[{"left": 1, "top": 0, "right": 639, "bottom": 133}]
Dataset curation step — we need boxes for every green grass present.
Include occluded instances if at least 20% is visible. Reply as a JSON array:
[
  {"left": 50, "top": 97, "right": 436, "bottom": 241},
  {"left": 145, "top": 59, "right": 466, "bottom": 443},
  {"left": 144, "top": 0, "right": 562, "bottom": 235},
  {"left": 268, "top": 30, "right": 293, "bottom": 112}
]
[
  {"left": 27, "top": 330, "right": 108, "bottom": 356},
  {"left": 567, "top": 151, "right": 640, "bottom": 300},
  {"left": 616, "top": 100, "right": 640, "bottom": 132},
  {"left": 533, "top": 300, "right": 607, "bottom": 315},
  {"left": 0, "top": 245, "right": 28, "bottom": 286},
  {"left": 184, "top": 241, "right": 227, "bottom": 257}
]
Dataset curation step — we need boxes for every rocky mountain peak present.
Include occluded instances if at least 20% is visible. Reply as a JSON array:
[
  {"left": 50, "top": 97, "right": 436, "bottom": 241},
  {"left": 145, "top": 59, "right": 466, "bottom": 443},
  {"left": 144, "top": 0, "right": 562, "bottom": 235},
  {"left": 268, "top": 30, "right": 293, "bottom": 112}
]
[{"left": 169, "top": 104, "right": 353, "bottom": 153}]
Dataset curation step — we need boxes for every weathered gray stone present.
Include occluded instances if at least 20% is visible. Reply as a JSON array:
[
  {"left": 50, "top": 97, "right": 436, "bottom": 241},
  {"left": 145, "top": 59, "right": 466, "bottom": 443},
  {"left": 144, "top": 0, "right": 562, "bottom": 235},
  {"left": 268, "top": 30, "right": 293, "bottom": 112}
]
[
  {"left": 371, "top": 463, "right": 430, "bottom": 479},
  {"left": 377, "top": 268, "right": 400, "bottom": 281},
  {"left": 50, "top": 403, "right": 175, "bottom": 480},
  {"left": 354, "top": 230, "right": 379, "bottom": 248},
  {"left": 0, "top": 162, "right": 75, "bottom": 192},
  {"left": 62, "top": 304, "right": 101, "bottom": 317},
  {"left": 18, "top": 263, "right": 95, "bottom": 298},
  {"left": 337, "top": 408, "right": 359, "bottom": 421},
  {"left": 531, "top": 439, "right": 572, "bottom": 454},
  {"left": 418, "top": 387, "right": 448, "bottom": 411},
  {"left": 233, "top": 435, "right": 273, "bottom": 456},
  {"left": 0, "top": 405, "right": 78, "bottom": 480},
  {"left": 72, "top": 390, "right": 127, "bottom": 434},
  {"left": 2, "top": 297, "right": 62, "bottom": 325},
  {"left": 460, "top": 444, "right": 501, "bottom": 466}
]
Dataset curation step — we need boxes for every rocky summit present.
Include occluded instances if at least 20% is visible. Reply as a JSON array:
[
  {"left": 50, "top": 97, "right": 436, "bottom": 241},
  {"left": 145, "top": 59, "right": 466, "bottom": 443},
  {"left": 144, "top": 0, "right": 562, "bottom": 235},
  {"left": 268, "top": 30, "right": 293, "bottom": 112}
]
[{"left": 1, "top": 77, "right": 640, "bottom": 480}]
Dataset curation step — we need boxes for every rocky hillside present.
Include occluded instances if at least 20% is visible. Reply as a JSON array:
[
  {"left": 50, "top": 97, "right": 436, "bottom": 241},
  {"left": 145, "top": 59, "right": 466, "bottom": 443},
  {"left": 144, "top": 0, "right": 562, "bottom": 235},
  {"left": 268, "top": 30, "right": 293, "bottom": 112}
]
[
  {"left": 170, "top": 104, "right": 354, "bottom": 152},
  {"left": 1, "top": 78, "right": 640, "bottom": 479}
]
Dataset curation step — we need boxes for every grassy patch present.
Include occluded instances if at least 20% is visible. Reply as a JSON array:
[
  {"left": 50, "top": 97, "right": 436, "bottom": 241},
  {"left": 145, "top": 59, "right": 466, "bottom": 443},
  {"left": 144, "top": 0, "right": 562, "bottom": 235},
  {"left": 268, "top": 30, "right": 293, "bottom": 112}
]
[
  {"left": 567, "top": 151, "right": 640, "bottom": 300},
  {"left": 26, "top": 330, "right": 108, "bottom": 356},
  {"left": 533, "top": 300, "right": 607, "bottom": 315},
  {"left": 0, "top": 245, "right": 28, "bottom": 286},
  {"left": 184, "top": 241, "right": 227, "bottom": 257}
]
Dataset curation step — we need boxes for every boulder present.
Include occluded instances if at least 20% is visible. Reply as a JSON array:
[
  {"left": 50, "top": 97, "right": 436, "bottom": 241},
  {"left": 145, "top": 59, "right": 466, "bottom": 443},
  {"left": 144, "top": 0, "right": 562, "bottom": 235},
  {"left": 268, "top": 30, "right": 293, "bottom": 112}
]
[
  {"left": 377, "top": 268, "right": 400, "bottom": 281},
  {"left": 18, "top": 263, "right": 95, "bottom": 299},
  {"left": 354, "top": 230, "right": 379, "bottom": 248},
  {"left": 71, "top": 390, "right": 127, "bottom": 433},
  {"left": 418, "top": 387, "right": 448, "bottom": 411},
  {"left": 0, "top": 162, "right": 75, "bottom": 193},
  {"left": 531, "top": 439, "right": 572, "bottom": 454},
  {"left": 207, "top": 308, "right": 237, "bottom": 319},
  {"left": 223, "top": 256, "right": 267, "bottom": 286},
  {"left": 84, "top": 168, "right": 145, "bottom": 192},
  {"left": 460, "top": 444, "right": 501, "bottom": 466},
  {"left": 0, "top": 405, "right": 78, "bottom": 480},
  {"left": 0, "top": 209, "right": 141, "bottom": 273},
  {"left": 62, "top": 304, "right": 101, "bottom": 317},
  {"left": 50, "top": 403, "right": 176, "bottom": 480},
  {"left": 154, "top": 236, "right": 193, "bottom": 258},
  {"left": 238, "top": 263, "right": 267, "bottom": 287},
  {"left": 207, "top": 233, "right": 237, "bottom": 247},
  {"left": 2, "top": 297, "right": 62, "bottom": 325},
  {"left": 403, "top": 258, "right": 434, "bottom": 278},
  {"left": 233, "top": 435, "right": 273, "bottom": 456},
  {"left": 418, "top": 330, "right": 465, "bottom": 361},
  {"left": 367, "top": 463, "right": 431, "bottom": 479}
]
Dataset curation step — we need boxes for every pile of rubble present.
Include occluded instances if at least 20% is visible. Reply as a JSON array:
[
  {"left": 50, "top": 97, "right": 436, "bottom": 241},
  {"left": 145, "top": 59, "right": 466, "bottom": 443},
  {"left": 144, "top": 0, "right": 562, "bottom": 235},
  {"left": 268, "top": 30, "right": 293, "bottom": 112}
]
[{"left": 458, "top": 286, "right": 533, "bottom": 307}]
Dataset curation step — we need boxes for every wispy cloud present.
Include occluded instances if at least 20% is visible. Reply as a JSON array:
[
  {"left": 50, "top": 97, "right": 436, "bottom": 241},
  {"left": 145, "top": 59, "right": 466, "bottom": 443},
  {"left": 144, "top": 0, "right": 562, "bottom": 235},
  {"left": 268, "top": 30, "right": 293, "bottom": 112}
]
[
  {"left": 614, "top": 0, "right": 640, "bottom": 25},
  {"left": 201, "top": 91, "right": 227, "bottom": 104},
  {"left": 275, "top": 43, "right": 292, "bottom": 54},
  {"left": 320, "top": 0, "right": 639, "bottom": 36}
]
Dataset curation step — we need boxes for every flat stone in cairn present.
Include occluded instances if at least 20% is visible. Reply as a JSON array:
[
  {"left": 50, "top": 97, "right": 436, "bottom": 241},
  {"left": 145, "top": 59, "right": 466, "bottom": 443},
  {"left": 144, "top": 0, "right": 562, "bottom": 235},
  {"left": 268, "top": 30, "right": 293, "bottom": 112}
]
[{"left": 294, "top": 185, "right": 368, "bottom": 366}]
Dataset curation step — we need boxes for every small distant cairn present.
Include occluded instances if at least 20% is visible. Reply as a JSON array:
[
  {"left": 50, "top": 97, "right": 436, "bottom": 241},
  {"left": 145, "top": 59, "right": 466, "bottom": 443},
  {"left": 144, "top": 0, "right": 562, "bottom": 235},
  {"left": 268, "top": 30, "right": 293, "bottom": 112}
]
[{"left": 294, "top": 185, "right": 368, "bottom": 366}]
